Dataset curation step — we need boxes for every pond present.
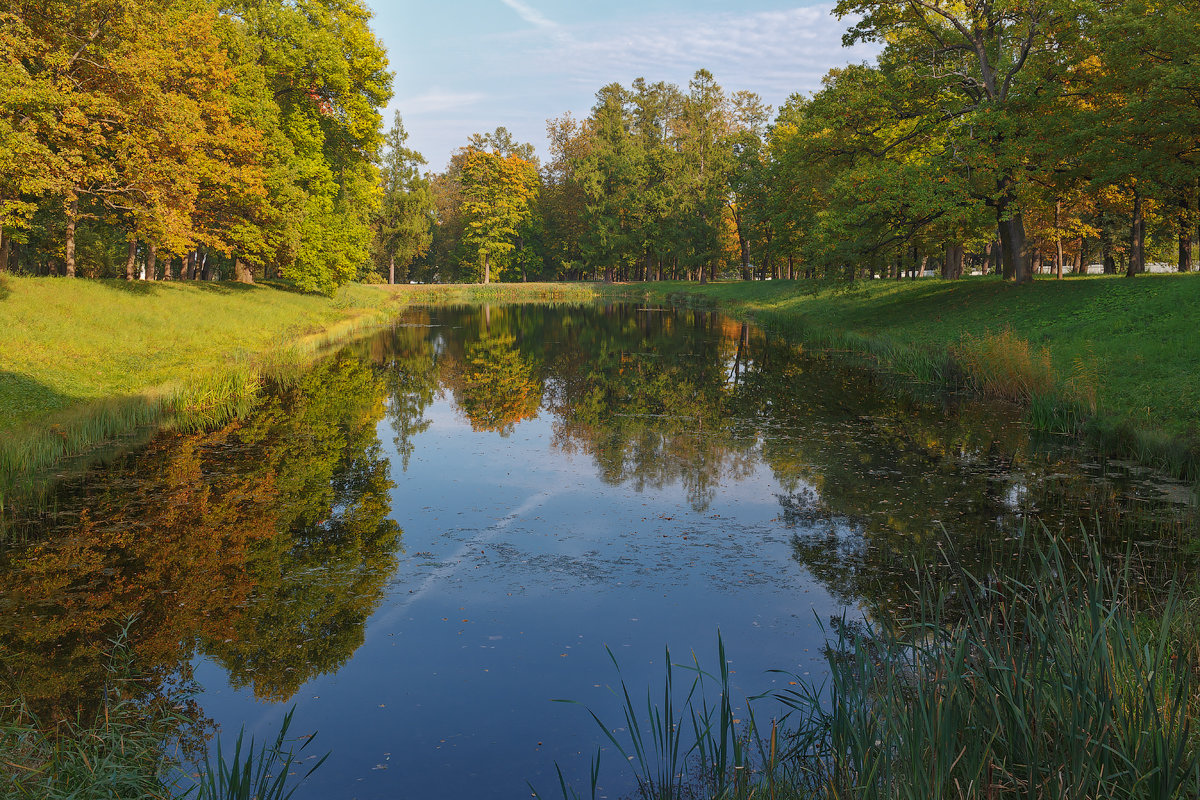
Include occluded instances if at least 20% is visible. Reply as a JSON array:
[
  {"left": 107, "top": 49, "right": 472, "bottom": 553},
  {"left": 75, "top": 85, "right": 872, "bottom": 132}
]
[{"left": 2, "top": 303, "right": 1195, "bottom": 799}]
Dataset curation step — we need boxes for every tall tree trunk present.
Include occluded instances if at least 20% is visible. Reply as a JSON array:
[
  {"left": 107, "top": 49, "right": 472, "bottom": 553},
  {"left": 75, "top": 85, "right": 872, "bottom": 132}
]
[
  {"left": 162, "top": 253, "right": 173, "bottom": 281},
  {"left": 943, "top": 242, "right": 964, "bottom": 279},
  {"left": 186, "top": 251, "right": 197, "bottom": 280},
  {"left": 145, "top": 244, "right": 157, "bottom": 281},
  {"left": 1127, "top": 188, "right": 1145, "bottom": 277},
  {"left": 200, "top": 250, "right": 212, "bottom": 281},
  {"left": 389, "top": 255, "right": 395, "bottom": 285},
  {"left": 788, "top": 255, "right": 795, "bottom": 280},
  {"left": 739, "top": 231, "right": 751, "bottom": 280},
  {"left": 0, "top": 229, "right": 8, "bottom": 273},
  {"left": 1054, "top": 201, "right": 1063, "bottom": 280},
  {"left": 65, "top": 198, "right": 78, "bottom": 277},
  {"left": 998, "top": 210, "right": 1031, "bottom": 283},
  {"left": 234, "top": 256, "right": 254, "bottom": 284},
  {"left": 1102, "top": 235, "right": 1116, "bottom": 274},
  {"left": 483, "top": 251, "right": 490, "bottom": 284},
  {"left": 125, "top": 239, "right": 138, "bottom": 280},
  {"left": 1179, "top": 190, "right": 1195, "bottom": 272},
  {"left": 1074, "top": 238, "right": 1085, "bottom": 275}
]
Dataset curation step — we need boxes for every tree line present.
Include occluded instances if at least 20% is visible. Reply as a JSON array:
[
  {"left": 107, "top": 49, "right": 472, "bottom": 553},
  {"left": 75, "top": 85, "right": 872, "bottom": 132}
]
[
  {"left": 0, "top": 0, "right": 391, "bottom": 293},
  {"left": 5, "top": 0, "right": 1196, "bottom": 289},
  {"left": 389, "top": 0, "right": 1197, "bottom": 285}
]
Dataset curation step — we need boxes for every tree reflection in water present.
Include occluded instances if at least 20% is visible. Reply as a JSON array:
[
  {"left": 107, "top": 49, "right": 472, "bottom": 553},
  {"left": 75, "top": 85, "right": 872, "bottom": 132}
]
[
  {"left": 0, "top": 352, "right": 400, "bottom": 719},
  {"left": 2, "top": 303, "right": 1194, "bottom": 732}
]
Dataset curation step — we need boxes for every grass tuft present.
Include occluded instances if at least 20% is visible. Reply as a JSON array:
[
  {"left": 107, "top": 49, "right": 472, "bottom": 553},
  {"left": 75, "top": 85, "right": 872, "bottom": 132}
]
[{"left": 0, "top": 630, "right": 327, "bottom": 800}]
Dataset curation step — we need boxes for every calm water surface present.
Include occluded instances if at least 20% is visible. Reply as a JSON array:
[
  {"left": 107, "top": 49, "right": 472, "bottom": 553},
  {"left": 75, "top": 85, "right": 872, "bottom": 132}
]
[{"left": 2, "top": 304, "right": 1195, "bottom": 799}]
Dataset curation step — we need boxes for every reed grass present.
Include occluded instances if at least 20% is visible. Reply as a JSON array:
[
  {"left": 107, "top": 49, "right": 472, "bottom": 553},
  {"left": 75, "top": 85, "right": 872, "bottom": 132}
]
[
  {"left": 548, "top": 531, "right": 1200, "bottom": 799},
  {"left": 0, "top": 632, "right": 326, "bottom": 800},
  {"left": 951, "top": 328, "right": 1057, "bottom": 403},
  {"left": 192, "top": 707, "right": 328, "bottom": 800}
]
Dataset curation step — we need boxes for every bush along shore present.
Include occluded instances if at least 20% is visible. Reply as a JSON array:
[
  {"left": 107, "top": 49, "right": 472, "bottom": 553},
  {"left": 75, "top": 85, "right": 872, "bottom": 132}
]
[
  {"left": 0, "top": 277, "right": 602, "bottom": 509},
  {"left": 603, "top": 275, "right": 1200, "bottom": 484}
]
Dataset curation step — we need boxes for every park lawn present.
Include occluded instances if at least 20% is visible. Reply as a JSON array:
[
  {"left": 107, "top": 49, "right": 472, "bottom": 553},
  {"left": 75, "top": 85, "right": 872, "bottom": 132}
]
[
  {"left": 618, "top": 274, "right": 1200, "bottom": 474},
  {"left": 0, "top": 277, "right": 402, "bottom": 431},
  {"left": 0, "top": 278, "right": 601, "bottom": 431}
]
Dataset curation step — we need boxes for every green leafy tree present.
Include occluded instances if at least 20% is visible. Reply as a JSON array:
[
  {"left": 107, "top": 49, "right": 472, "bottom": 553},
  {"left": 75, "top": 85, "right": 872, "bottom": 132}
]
[
  {"left": 372, "top": 111, "right": 433, "bottom": 284},
  {"left": 834, "top": 0, "right": 1082, "bottom": 283}
]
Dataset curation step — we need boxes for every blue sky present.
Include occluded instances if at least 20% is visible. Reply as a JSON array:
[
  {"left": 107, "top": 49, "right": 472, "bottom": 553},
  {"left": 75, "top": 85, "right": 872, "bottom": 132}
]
[{"left": 367, "top": 0, "right": 879, "bottom": 170}]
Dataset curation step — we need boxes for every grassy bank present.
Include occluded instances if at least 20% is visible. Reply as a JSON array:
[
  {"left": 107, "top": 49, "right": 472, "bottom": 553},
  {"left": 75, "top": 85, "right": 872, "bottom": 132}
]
[
  {"left": 605, "top": 275, "right": 1200, "bottom": 481},
  {"left": 0, "top": 276, "right": 600, "bottom": 504}
]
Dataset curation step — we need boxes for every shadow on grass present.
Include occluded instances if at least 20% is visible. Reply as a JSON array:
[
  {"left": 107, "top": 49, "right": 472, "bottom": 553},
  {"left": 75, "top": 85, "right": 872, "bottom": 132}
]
[
  {"left": 187, "top": 280, "right": 263, "bottom": 295},
  {"left": 99, "top": 279, "right": 160, "bottom": 295},
  {"left": 0, "top": 370, "right": 77, "bottom": 428},
  {"left": 99, "top": 279, "right": 273, "bottom": 296}
]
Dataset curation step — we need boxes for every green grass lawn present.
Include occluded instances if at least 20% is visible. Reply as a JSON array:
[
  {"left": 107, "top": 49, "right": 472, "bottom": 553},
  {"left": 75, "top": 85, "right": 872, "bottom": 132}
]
[
  {"left": 611, "top": 273, "right": 1200, "bottom": 477},
  {"left": 0, "top": 278, "right": 396, "bottom": 430}
]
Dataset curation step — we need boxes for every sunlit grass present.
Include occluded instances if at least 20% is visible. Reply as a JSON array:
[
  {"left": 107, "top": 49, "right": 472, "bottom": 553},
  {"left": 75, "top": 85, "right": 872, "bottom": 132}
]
[
  {"left": 0, "top": 278, "right": 411, "bottom": 505},
  {"left": 379, "top": 281, "right": 604, "bottom": 306},
  {"left": 0, "top": 278, "right": 606, "bottom": 508}
]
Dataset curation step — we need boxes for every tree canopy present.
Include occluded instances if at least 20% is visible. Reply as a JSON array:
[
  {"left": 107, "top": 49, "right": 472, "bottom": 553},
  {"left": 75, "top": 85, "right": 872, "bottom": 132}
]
[{"left": 0, "top": 0, "right": 393, "bottom": 293}]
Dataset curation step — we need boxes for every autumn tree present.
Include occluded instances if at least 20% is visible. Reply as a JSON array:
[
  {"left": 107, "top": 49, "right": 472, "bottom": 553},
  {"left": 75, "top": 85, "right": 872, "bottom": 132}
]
[
  {"left": 458, "top": 144, "right": 540, "bottom": 284},
  {"left": 834, "top": 0, "right": 1081, "bottom": 283}
]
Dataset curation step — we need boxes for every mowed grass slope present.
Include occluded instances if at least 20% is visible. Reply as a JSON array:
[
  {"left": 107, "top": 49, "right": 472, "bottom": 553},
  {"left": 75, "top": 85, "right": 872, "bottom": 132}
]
[
  {"left": 0, "top": 277, "right": 412, "bottom": 499},
  {"left": 0, "top": 277, "right": 399, "bottom": 430},
  {"left": 621, "top": 274, "right": 1200, "bottom": 474}
]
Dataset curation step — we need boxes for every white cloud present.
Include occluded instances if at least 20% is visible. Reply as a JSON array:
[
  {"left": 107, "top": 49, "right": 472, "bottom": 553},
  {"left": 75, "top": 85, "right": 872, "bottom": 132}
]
[
  {"left": 399, "top": 89, "right": 488, "bottom": 115},
  {"left": 389, "top": 3, "right": 879, "bottom": 169},
  {"left": 499, "top": 0, "right": 563, "bottom": 34},
  {"left": 498, "top": 4, "right": 878, "bottom": 103}
]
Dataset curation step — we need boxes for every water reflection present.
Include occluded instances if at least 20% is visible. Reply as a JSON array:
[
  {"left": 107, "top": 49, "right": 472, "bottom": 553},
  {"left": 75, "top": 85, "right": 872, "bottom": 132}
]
[
  {"left": 0, "top": 352, "right": 400, "bottom": 717},
  {"left": 0, "top": 304, "right": 1194, "bottom": 796},
  {"left": 382, "top": 304, "right": 1195, "bottom": 621}
]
